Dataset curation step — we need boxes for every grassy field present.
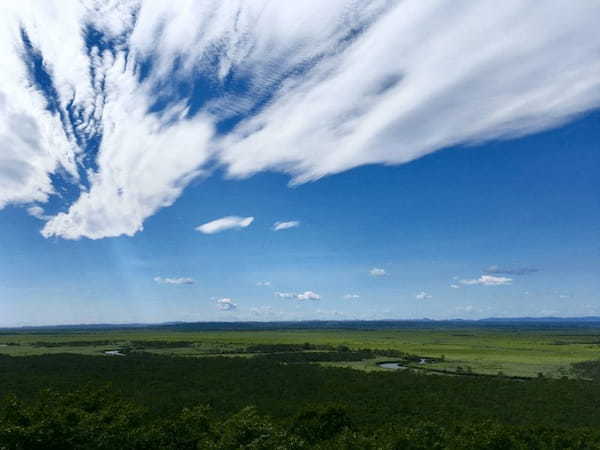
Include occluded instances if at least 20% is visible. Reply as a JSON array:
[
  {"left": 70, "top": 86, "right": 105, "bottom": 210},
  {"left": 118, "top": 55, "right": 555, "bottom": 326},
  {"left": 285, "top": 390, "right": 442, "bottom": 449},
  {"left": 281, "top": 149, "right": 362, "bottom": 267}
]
[{"left": 1, "top": 326, "right": 599, "bottom": 378}]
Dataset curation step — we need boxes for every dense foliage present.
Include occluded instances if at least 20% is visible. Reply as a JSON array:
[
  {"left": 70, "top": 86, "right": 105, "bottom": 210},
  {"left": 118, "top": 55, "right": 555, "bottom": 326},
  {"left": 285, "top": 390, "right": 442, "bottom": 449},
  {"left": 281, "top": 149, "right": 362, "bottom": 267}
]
[
  {"left": 2, "top": 353, "right": 600, "bottom": 448},
  {"left": 2, "top": 385, "right": 600, "bottom": 449}
]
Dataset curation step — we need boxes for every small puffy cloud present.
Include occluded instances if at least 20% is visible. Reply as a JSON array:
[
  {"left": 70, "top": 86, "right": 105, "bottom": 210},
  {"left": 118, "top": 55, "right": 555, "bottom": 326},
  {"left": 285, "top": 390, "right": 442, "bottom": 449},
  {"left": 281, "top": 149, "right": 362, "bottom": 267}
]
[
  {"left": 460, "top": 275, "right": 512, "bottom": 286},
  {"left": 343, "top": 294, "right": 360, "bottom": 300},
  {"left": 216, "top": 298, "right": 237, "bottom": 311},
  {"left": 272, "top": 220, "right": 300, "bottom": 231},
  {"left": 484, "top": 265, "right": 539, "bottom": 276},
  {"left": 154, "top": 276, "right": 195, "bottom": 285},
  {"left": 256, "top": 281, "right": 271, "bottom": 287},
  {"left": 196, "top": 216, "right": 254, "bottom": 234},
  {"left": 297, "top": 291, "right": 320, "bottom": 301},
  {"left": 370, "top": 268, "right": 387, "bottom": 277},
  {"left": 450, "top": 284, "right": 460, "bottom": 289},
  {"left": 416, "top": 291, "right": 432, "bottom": 300},
  {"left": 275, "top": 291, "right": 320, "bottom": 301}
]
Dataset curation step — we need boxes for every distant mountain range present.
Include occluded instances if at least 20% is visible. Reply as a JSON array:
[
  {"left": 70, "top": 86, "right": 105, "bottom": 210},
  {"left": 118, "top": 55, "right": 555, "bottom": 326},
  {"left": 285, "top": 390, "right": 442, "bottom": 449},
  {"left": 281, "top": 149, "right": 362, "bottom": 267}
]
[{"left": 2, "top": 317, "right": 600, "bottom": 332}]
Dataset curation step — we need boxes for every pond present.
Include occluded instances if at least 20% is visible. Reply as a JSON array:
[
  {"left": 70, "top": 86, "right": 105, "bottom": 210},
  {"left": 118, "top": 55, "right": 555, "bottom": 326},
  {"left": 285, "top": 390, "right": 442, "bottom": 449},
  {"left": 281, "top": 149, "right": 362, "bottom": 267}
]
[{"left": 378, "top": 362, "right": 407, "bottom": 370}]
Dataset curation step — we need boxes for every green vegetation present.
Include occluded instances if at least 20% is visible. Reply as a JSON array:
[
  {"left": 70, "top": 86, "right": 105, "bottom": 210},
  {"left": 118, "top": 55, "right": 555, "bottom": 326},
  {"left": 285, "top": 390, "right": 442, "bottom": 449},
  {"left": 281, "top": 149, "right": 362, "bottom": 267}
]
[
  {"left": 2, "top": 324, "right": 600, "bottom": 447},
  {"left": 5, "top": 385, "right": 600, "bottom": 449},
  {"left": 2, "top": 326, "right": 599, "bottom": 377}
]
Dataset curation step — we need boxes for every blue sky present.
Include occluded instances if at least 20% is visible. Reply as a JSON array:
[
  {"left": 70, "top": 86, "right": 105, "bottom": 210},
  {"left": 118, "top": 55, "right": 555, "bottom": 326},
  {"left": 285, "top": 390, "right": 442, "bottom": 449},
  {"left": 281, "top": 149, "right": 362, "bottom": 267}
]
[{"left": 0, "top": 1, "right": 599, "bottom": 325}]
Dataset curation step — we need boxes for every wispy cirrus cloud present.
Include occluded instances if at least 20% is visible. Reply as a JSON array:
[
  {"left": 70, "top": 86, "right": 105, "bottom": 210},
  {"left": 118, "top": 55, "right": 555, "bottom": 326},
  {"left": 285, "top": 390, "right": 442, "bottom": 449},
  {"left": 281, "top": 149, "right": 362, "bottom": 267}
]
[
  {"left": 195, "top": 216, "right": 254, "bottom": 234},
  {"left": 272, "top": 221, "right": 300, "bottom": 231},
  {"left": 484, "top": 265, "right": 539, "bottom": 276},
  {"left": 275, "top": 291, "right": 320, "bottom": 301},
  {"left": 154, "top": 277, "right": 196, "bottom": 285},
  {"left": 154, "top": 276, "right": 195, "bottom": 285},
  {"left": 460, "top": 275, "right": 512, "bottom": 286},
  {"left": 1, "top": 1, "right": 599, "bottom": 239},
  {"left": 343, "top": 294, "right": 360, "bottom": 300}
]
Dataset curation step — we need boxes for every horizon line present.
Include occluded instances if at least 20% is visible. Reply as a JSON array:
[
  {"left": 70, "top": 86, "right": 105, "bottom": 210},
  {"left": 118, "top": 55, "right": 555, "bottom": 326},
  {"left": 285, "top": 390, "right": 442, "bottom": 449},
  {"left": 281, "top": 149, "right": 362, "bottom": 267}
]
[{"left": 3, "top": 316, "right": 600, "bottom": 330}]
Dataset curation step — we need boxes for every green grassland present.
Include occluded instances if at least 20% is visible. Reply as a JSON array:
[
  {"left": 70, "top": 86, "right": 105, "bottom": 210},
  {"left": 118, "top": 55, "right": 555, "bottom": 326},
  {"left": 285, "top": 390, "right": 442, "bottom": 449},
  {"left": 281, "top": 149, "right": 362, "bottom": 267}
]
[{"left": 2, "top": 325, "right": 599, "bottom": 378}]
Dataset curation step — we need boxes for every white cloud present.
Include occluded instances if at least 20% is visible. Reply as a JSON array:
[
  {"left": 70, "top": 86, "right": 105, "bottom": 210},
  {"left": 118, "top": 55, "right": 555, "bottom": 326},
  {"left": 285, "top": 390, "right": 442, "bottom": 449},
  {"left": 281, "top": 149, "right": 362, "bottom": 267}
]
[
  {"left": 256, "top": 281, "right": 271, "bottom": 287},
  {"left": 27, "top": 206, "right": 49, "bottom": 220},
  {"left": 416, "top": 291, "right": 432, "bottom": 300},
  {"left": 272, "top": 220, "right": 300, "bottom": 231},
  {"left": 2, "top": 2, "right": 600, "bottom": 238},
  {"left": 343, "top": 294, "right": 360, "bottom": 300},
  {"left": 297, "top": 291, "right": 320, "bottom": 301},
  {"left": 218, "top": 1, "right": 600, "bottom": 183},
  {"left": 449, "top": 284, "right": 460, "bottom": 289},
  {"left": 43, "top": 112, "right": 213, "bottom": 239},
  {"left": 154, "top": 276, "right": 195, "bottom": 285},
  {"left": 369, "top": 268, "right": 386, "bottom": 277},
  {"left": 216, "top": 298, "right": 237, "bottom": 311},
  {"left": 460, "top": 275, "right": 512, "bottom": 286},
  {"left": 275, "top": 291, "right": 320, "bottom": 301},
  {"left": 484, "top": 265, "right": 539, "bottom": 276},
  {"left": 195, "top": 216, "right": 254, "bottom": 234},
  {"left": 0, "top": 2, "right": 82, "bottom": 211}
]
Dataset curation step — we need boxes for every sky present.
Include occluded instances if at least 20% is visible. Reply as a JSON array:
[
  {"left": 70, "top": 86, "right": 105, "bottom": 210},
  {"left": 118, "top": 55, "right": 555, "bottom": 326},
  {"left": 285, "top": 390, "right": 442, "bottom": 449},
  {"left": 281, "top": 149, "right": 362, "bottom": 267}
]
[{"left": 0, "top": 1, "right": 599, "bottom": 326}]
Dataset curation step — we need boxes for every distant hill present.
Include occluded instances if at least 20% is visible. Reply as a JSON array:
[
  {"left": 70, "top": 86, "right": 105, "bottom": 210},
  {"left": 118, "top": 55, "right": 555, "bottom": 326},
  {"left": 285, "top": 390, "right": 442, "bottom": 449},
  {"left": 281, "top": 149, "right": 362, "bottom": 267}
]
[
  {"left": 479, "top": 316, "right": 600, "bottom": 323},
  {"left": 3, "top": 317, "right": 600, "bottom": 333}
]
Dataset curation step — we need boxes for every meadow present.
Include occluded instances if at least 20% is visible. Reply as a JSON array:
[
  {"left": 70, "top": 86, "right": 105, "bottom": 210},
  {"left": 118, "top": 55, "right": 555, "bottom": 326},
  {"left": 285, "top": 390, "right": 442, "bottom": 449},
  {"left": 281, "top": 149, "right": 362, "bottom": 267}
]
[{"left": 1, "top": 323, "right": 599, "bottom": 378}]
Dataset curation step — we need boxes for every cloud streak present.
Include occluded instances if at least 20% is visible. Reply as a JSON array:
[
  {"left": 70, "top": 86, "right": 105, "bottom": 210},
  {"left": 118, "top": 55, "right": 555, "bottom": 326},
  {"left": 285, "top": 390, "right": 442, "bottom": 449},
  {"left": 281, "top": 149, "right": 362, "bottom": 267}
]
[
  {"left": 272, "top": 221, "right": 300, "bottom": 231},
  {"left": 154, "top": 276, "right": 195, "bottom": 285},
  {"left": 484, "top": 265, "right": 539, "bottom": 276},
  {"left": 275, "top": 291, "right": 321, "bottom": 301},
  {"left": 460, "top": 275, "right": 512, "bottom": 286},
  {"left": 1, "top": 1, "right": 600, "bottom": 239},
  {"left": 196, "top": 216, "right": 254, "bottom": 234}
]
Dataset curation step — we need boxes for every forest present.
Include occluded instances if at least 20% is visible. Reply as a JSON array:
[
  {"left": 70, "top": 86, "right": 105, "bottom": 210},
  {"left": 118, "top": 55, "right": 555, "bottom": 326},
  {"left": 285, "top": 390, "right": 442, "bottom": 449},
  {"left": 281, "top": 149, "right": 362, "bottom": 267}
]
[{"left": 2, "top": 324, "right": 600, "bottom": 448}]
